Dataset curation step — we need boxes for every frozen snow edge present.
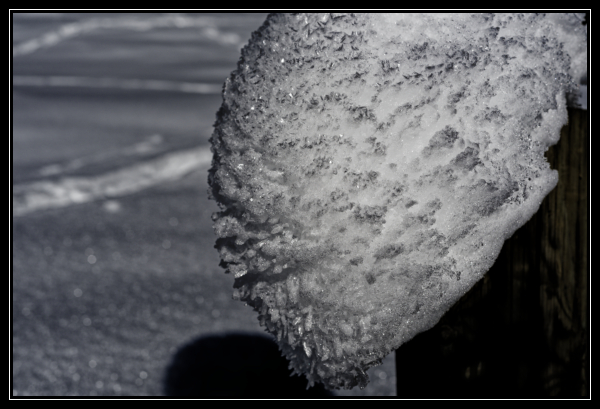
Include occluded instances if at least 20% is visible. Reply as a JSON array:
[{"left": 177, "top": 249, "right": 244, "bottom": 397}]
[{"left": 568, "top": 84, "right": 588, "bottom": 110}]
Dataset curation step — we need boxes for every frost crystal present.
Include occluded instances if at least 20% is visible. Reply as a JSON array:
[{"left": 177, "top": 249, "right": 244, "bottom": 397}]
[{"left": 208, "top": 13, "right": 586, "bottom": 390}]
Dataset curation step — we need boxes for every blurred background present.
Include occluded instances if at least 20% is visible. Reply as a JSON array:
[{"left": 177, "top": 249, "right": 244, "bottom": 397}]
[{"left": 11, "top": 12, "right": 396, "bottom": 397}]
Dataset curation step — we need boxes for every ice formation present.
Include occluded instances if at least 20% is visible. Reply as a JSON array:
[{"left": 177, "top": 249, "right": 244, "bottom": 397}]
[{"left": 208, "top": 13, "right": 587, "bottom": 389}]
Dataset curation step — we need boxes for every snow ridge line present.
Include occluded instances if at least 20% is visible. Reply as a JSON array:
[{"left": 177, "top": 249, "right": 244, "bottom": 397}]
[
  {"left": 13, "top": 14, "right": 242, "bottom": 57},
  {"left": 12, "top": 147, "right": 212, "bottom": 217},
  {"left": 12, "top": 76, "right": 223, "bottom": 94},
  {"left": 37, "top": 134, "right": 165, "bottom": 177}
]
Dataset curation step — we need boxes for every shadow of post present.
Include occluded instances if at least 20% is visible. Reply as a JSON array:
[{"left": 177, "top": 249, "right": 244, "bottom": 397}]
[{"left": 164, "top": 332, "right": 333, "bottom": 398}]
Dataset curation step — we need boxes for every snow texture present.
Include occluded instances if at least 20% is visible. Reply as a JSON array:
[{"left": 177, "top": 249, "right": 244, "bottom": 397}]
[{"left": 208, "top": 13, "right": 587, "bottom": 390}]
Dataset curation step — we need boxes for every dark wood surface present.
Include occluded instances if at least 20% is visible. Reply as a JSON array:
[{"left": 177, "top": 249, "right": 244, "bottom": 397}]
[{"left": 395, "top": 108, "right": 589, "bottom": 398}]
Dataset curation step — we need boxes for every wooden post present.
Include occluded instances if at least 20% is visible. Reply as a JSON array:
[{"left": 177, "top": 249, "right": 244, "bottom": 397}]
[{"left": 395, "top": 107, "right": 589, "bottom": 398}]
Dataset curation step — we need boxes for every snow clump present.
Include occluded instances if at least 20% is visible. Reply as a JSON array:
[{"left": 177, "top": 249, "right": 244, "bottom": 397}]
[{"left": 208, "top": 13, "right": 587, "bottom": 390}]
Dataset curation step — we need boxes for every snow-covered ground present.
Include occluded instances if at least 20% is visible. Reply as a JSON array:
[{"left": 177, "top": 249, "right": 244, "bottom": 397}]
[{"left": 11, "top": 12, "right": 395, "bottom": 397}]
